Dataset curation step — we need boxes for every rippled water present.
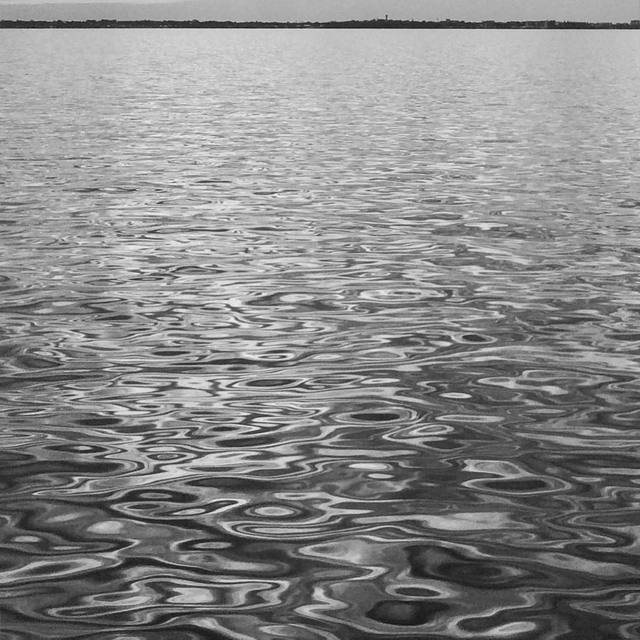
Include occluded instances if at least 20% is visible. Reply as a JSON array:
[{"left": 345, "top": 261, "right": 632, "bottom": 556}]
[{"left": 2, "top": 28, "right": 640, "bottom": 639}]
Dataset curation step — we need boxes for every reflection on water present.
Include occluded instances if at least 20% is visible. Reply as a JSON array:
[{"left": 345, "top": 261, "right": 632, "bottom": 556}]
[{"left": 2, "top": 28, "right": 640, "bottom": 640}]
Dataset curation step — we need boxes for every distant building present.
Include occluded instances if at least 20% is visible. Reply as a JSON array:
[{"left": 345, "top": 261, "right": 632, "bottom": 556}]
[{"left": 632, "top": 20, "right": 640, "bottom": 26}]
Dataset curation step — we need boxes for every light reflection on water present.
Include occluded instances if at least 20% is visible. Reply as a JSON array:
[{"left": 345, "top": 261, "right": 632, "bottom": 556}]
[{"left": 1, "top": 28, "right": 640, "bottom": 640}]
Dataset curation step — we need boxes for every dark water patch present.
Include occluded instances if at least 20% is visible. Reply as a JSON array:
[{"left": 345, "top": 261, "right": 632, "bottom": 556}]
[
  {"left": 244, "top": 377, "right": 300, "bottom": 388},
  {"left": 0, "top": 457, "right": 122, "bottom": 477},
  {"left": 75, "top": 417, "right": 123, "bottom": 427},
  {"left": 618, "top": 199, "right": 640, "bottom": 209},
  {"left": 350, "top": 411, "right": 403, "bottom": 422},
  {"left": 14, "top": 354, "right": 61, "bottom": 369},
  {"left": 459, "top": 333, "right": 493, "bottom": 343},
  {"left": 606, "top": 332, "right": 640, "bottom": 341},
  {"left": 367, "top": 599, "right": 450, "bottom": 625},
  {"left": 478, "top": 477, "right": 559, "bottom": 493},
  {"left": 152, "top": 350, "right": 192, "bottom": 356}
]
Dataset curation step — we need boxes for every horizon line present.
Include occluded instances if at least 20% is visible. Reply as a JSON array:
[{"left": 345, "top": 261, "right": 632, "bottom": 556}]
[{"left": 2, "top": 17, "right": 640, "bottom": 28}]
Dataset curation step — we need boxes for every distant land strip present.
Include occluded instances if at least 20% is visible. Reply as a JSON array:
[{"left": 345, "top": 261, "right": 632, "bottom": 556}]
[{"left": 2, "top": 19, "right": 640, "bottom": 29}]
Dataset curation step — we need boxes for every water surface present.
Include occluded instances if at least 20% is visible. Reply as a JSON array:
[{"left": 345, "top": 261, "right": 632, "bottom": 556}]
[{"left": 2, "top": 29, "right": 640, "bottom": 640}]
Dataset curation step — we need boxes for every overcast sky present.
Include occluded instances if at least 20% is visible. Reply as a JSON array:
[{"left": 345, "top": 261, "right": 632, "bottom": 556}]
[{"left": 1, "top": 0, "right": 639, "bottom": 22}]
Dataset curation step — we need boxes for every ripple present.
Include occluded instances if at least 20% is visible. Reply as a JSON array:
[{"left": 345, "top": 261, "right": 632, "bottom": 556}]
[{"left": 2, "top": 27, "right": 640, "bottom": 640}]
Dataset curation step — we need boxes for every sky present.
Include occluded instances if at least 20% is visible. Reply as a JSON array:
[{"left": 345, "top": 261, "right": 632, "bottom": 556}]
[{"left": 1, "top": 0, "right": 639, "bottom": 22}]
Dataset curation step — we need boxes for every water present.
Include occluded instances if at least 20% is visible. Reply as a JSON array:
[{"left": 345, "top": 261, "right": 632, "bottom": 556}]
[{"left": 1, "top": 28, "right": 640, "bottom": 640}]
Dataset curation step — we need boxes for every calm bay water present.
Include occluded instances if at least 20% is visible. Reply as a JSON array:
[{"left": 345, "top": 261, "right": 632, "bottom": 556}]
[{"left": 2, "top": 28, "right": 640, "bottom": 639}]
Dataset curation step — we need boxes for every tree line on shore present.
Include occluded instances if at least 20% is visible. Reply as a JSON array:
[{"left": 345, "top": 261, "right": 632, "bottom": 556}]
[{"left": 1, "top": 18, "right": 640, "bottom": 29}]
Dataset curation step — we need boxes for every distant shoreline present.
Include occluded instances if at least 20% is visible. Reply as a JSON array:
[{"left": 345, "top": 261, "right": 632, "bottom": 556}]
[{"left": 2, "top": 19, "right": 640, "bottom": 29}]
